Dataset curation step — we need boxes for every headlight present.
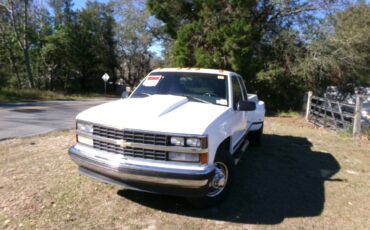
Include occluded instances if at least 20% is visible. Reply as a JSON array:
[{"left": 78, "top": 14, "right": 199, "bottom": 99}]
[
  {"left": 170, "top": 136, "right": 207, "bottom": 148},
  {"left": 168, "top": 152, "right": 199, "bottom": 162},
  {"left": 77, "top": 122, "right": 93, "bottom": 133},
  {"left": 186, "top": 138, "right": 201, "bottom": 147},
  {"left": 170, "top": 137, "right": 184, "bottom": 146}
]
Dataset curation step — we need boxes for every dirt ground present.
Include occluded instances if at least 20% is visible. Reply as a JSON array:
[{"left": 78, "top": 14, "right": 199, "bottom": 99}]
[{"left": 0, "top": 116, "right": 369, "bottom": 229}]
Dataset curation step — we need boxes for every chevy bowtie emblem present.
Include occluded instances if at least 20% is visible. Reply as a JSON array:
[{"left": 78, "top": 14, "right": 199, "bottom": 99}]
[{"left": 115, "top": 139, "right": 129, "bottom": 148}]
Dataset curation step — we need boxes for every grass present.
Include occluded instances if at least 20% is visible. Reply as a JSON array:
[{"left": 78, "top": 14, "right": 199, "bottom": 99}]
[
  {"left": 0, "top": 117, "right": 369, "bottom": 229},
  {"left": 275, "top": 110, "right": 302, "bottom": 117},
  {"left": 0, "top": 88, "right": 113, "bottom": 103},
  {"left": 362, "top": 126, "right": 370, "bottom": 140}
]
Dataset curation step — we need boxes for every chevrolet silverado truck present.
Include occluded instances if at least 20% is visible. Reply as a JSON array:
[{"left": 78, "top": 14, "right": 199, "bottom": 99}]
[{"left": 68, "top": 68, "right": 265, "bottom": 205}]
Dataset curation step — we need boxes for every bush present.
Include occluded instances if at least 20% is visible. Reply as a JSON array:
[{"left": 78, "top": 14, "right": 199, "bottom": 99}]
[
  {"left": 254, "top": 64, "right": 305, "bottom": 113},
  {"left": 0, "top": 88, "right": 64, "bottom": 102}
]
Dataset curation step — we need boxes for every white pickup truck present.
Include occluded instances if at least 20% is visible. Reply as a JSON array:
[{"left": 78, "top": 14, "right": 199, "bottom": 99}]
[{"left": 68, "top": 68, "right": 265, "bottom": 206}]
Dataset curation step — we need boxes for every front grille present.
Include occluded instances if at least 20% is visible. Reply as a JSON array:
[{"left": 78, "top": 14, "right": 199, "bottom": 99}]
[
  {"left": 92, "top": 125, "right": 169, "bottom": 161},
  {"left": 93, "top": 125, "right": 168, "bottom": 146},
  {"left": 93, "top": 125, "right": 124, "bottom": 139},
  {"left": 93, "top": 140, "right": 167, "bottom": 161}
]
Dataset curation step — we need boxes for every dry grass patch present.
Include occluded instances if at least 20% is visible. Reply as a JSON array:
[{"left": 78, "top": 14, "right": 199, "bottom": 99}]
[{"left": 0, "top": 117, "right": 369, "bottom": 229}]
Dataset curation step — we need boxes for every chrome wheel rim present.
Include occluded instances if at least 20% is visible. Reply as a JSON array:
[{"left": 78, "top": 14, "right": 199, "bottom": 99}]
[{"left": 207, "top": 162, "right": 229, "bottom": 197}]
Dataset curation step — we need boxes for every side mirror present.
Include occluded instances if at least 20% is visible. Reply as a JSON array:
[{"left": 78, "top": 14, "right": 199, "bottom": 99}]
[{"left": 237, "top": 100, "right": 256, "bottom": 111}]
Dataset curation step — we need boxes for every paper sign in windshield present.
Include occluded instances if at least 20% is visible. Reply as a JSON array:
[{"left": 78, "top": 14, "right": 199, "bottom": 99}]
[{"left": 143, "top": 75, "right": 162, "bottom": 87}]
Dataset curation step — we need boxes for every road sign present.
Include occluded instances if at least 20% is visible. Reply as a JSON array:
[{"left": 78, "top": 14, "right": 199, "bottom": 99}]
[
  {"left": 102, "top": 73, "right": 110, "bottom": 82},
  {"left": 102, "top": 73, "right": 110, "bottom": 94}
]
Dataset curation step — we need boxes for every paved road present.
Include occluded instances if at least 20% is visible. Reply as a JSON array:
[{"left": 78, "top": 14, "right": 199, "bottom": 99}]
[{"left": 0, "top": 99, "right": 114, "bottom": 140}]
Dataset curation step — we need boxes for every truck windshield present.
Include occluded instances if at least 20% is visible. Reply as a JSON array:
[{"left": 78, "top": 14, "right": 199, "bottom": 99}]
[{"left": 131, "top": 72, "right": 229, "bottom": 106}]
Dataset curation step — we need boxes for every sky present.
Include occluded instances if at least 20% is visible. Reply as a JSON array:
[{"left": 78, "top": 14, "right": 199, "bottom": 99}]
[{"left": 73, "top": 0, "right": 109, "bottom": 10}]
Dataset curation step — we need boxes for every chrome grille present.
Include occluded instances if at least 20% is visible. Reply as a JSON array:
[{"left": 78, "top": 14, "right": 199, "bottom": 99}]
[
  {"left": 93, "top": 125, "right": 168, "bottom": 146},
  {"left": 93, "top": 126, "right": 124, "bottom": 140},
  {"left": 93, "top": 140, "right": 167, "bottom": 160},
  {"left": 123, "top": 130, "right": 167, "bottom": 145},
  {"left": 92, "top": 125, "right": 169, "bottom": 161}
]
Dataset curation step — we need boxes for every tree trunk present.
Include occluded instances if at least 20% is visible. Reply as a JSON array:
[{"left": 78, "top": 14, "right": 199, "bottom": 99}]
[
  {"left": 23, "top": 0, "right": 34, "bottom": 88},
  {"left": 7, "top": 55, "right": 21, "bottom": 88}
]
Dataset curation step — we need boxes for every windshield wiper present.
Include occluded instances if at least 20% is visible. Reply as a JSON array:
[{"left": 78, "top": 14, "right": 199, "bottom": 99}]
[{"left": 179, "top": 94, "right": 211, "bottom": 104}]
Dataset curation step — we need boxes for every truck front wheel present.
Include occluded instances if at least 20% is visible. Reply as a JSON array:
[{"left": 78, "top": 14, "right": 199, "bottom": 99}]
[{"left": 187, "top": 150, "right": 235, "bottom": 207}]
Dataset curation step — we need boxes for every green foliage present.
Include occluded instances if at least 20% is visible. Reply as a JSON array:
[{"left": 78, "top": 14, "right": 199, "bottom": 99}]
[
  {"left": 0, "top": 0, "right": 121, "bottom": 93},
  {"left": 1, "top": 0, "right": 369, "bottom": 111},
  {"left": 0, "top": 88, "right": 63, "bottom": 102},
  {"left": 146, "top": 0, "right": 196, "bottom": 38},
  {"left": 255, "top": 29, "right": 307, "bottom": 111},
  {"left": 166, "top": 0, "right": 259, "bottom": 78},
  {"left": 147, "top": 0, "right": 306, "bottom": 110},
  {"left": 148, "top": 0, "right": 370, "bottom": 111},
  {"left": 297, "top": 4, "right": 370, "bottom": 93},
  {"left": 42, "top": 1, "right": 118, "bottom": 92},
  {"left": 256, "top": 63, "right": 305, "bottom": 111}
]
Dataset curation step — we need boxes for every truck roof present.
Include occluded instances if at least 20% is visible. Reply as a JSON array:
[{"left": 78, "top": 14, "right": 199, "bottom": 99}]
[{"left": 150, "top": 68, "right": 237, "bottom": 76}]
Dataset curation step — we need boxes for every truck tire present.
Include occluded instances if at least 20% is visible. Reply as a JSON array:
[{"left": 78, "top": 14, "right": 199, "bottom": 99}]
[
  {"left": 247, "top": 124, "right": 263, "bottom": 146},
  {"left": 187, "top": 150, "right": 235, "bottom": 208}
]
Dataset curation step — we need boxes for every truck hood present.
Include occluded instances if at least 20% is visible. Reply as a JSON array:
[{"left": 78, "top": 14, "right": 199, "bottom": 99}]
[{"left": 76, "top": 95, "right": 229, "bottom": 135}]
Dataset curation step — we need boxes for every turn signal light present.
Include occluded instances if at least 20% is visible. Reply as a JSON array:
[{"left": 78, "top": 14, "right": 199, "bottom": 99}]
[{"left": 200, "top": 153, "right": 208, "bottom": 164}]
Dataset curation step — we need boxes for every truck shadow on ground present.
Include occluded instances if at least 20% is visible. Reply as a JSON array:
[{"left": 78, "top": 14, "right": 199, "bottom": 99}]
[{"left": 117, "top": 134, "right": 341, "bottom": 225}]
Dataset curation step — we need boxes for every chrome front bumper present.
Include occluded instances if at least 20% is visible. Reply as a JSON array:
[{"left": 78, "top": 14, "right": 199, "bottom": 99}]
[{"left": 68, "top": 145, "right": 215, "bottom": 196}]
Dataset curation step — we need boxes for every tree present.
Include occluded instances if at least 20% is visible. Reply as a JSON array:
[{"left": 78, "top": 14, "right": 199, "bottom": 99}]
[
  {"left": 1, "top": 0, "right": 119, "bottom": 93},
  {"left": 256, "top": 30, "right": 306, "bottom": 111},
  {"left": 2, "top": 0, "right": 35, "bottom": 88},
  {"left": 42, "top": 0, "right": 76, "bottom": 90},
  {"left": 113, "top": 0, "right": 160, "bottom": 87},
  {"left": 0, "top": 5, "right": 22, "bottom": 88},
  {"left": 147, "top": 0, "right": 347, "bottom": 110},
  {"left": 42, "top": 1, "right": 117, "bottom": 92},
  {"left": 297, "top": 3, "right": 370, "bottom": 94},
  {"left": 71, "top": 1, "right": 117, "bottom": 92}
]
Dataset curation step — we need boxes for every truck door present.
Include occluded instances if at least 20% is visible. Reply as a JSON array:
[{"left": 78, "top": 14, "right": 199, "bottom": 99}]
[{"left": 230, "top": 75, "right": 248, "bottom": 153}]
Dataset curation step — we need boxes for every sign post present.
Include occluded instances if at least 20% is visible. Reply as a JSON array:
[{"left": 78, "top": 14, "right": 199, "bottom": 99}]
[{"left": 102, "top": 73, "right": 110, "bottom": 95}]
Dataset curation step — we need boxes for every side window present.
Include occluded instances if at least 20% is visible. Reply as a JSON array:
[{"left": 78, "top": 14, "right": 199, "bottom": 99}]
[
  {"left": 237, "top": 77, "right": 248, "bottom": 100},
  {"left": 232, "top": 77, "right": 242, "bottom": 110}
]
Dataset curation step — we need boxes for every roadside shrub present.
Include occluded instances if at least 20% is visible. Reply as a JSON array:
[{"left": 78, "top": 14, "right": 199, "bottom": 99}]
[
  {"left": 253, "top": 65, "right": 305, "bottom": 113},
  {"left": 0, "top": 88, "right": 64, "bottom": 102}
]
